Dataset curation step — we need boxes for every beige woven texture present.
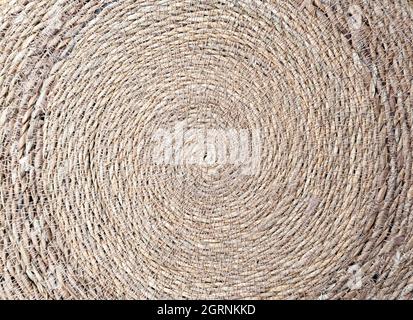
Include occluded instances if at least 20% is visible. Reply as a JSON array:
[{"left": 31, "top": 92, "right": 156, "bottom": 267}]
[{"left": 1, "top": 0, "right": 413, "bottom": 300}]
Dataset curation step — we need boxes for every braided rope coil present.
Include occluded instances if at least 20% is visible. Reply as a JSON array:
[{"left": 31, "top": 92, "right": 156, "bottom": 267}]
[{"left": 1, "top": 0, "right": 413, "bottom": 299}]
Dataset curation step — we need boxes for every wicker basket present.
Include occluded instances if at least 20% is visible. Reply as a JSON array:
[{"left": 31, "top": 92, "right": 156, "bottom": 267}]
[{"left": 1, "top": 0, "right": 413, "bottom": 299}]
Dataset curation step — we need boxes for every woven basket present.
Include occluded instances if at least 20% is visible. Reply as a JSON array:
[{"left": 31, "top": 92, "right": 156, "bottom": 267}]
[{"left": 1, "top": 0, "right": 413, "bottom": 300}]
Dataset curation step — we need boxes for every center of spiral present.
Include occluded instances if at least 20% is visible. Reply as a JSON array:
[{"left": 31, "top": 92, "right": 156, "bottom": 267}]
[{"left": 150, "top": 120, "right": 262, "bottom": 175}]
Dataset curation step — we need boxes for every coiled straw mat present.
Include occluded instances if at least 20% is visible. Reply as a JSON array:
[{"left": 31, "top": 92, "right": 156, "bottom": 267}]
[{"left": 1, "top": 0, "right": 413, "bottom": 300}]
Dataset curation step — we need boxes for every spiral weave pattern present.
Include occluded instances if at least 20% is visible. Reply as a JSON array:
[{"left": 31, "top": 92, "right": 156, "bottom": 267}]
[{"left": 1, "top": 0, "right": 413, "bottom": 299}]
